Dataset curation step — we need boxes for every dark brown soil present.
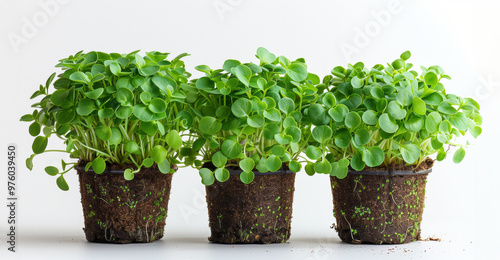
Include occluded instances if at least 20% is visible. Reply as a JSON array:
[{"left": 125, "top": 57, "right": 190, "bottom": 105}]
[
  {"left": 77, "top": 162, "right": 174, "bottom": 243},
  {"left": 357, "top": 158, "right": 434, "bottom": 172},
  {"left": 204, "top": 164, "right": 295, "bottom": 244},
  {"left": 331, "top": 158, "right": 433, "bottom": 244}
]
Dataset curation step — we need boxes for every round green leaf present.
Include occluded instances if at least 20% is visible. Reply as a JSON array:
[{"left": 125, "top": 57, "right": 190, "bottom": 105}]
[
  {"left": 338, "top": 158, "right": 349, "bottom": 168},
  {"left": 257, "top": 47, "right": 277, "bottom": 64},
  {"left": 329, "top": 105, "right": 349, "bottom": 123},
  {"left": 425, "top": 72, "right": 438, "bottom": 88},
  {"left": 124, "top": 169, "right": 134, "bottom": 181},
  {"left": 437, "top": 102, "right": 457, "bottom": 115},
  {"left": 305, "top": 146, "right": 322, "bottom": 160},
  {"left": 363, "top": 146, "right": 384, "bottom": 167},
  {"left": 199, "top": 116, "right": 222, "bottom": 135},
  {"left": 151, "top": 145, "right": 167, "bottom": 164},
  {"left": 439, "top": 120, "right": 452, "bottom": 133},
  {"left": 84, "top": 88, "right": 104, "bottom": 100},
  {"left": 387, "top": 101, "right": 407, "bottom": 120},
  {"left": 215, "top": 168, "right": 230, "bottom": 182},
  {"left": 199, "top": 168, "right": 215, "bottom": 185},
  {"left": 221, "top": 139, "right": 242, "bottom": 159},
  {"left": 232, "top": 98, "right": 253, "bottom": 118},
  {"left": 57, "top": 109, "right": 76, "bottom": 125},
  {"left": 286, "top": 63, "right": 308, "bottom": 82},
  {"left": 125, "top": 141, "right": 140, "bottom": 154},
  {"left": 412, "top": 97, "right": 426, "bottom": 115},
  {"left": 216, "top": 106, "right": 231, "bottom": 119},
  {"left": 45, "top": 166, "right": 59, "bottom": 176},
  {"left": 223, "top": 59, "right": 241, "bottom": 72},
  {"left": 354, "top": 128, "right": 370, "bottom": 146},
  {"left": 29, "top": 122, "right": 41, "bottom": 137},
  {"left": 396, "top": 88, "right": 413, "bottom": 107},
  {"left": 314, "top": 160, "right": 332, "bottom": 174},
  {"left": 247, "top": 114, "right": 265, "bottom": 128},
  {"left": 289, "top": 161, "right": 301, "bottom": 173},
  {"left": 351, "top": 76, "right": 363, "bottom": 88},
  {"left": 98, "top": 108, "right": 114, "bottom": 119},
  {"left": 350, "top": 152, "right": 365, "bottom": 171},
  {"left": 453, "top": 148, "right": 466, "bottom": 164},
  {"left": 166, "top": 130, "right": 182, "bottom": 150},
  {"left": 69, "top": 71, "right": 90, "bottom": 84},
  {"left": 149, "top": 98, "right": 167, "bottom": 113},
  {"left": 95, "top": 125, "right": 111, "bottom": 141},
  {"left": 309, "top": 104, "right": 330, "bottom": 126},
  {"left": 362, "top": 110, "right": 378, "bottom": 125},
  {"left": 285, "top": 126, "right": 301, "bottom": 143},
  {"left": 212, "top": 151, "right": 228, "bottom": 168},
  {"left": 263, "top": 108, "right": 281, "bottom": 122},
  {"left": 92, "top": 157, "right": 106, "bottom": 174},
  {"left": 345, "top": 112, "right": 361, "bottom": 129},
  {"left": 240, "top": 171, "right": 255, "bottom": 184},
  {"left": 239, "top": 157, "right": 255, "bottom": 173},
  {"left": 158, "top": 159, "right": 171, "bottom": 174},
  {"left": 265, "top": 155, "right": 282, "bottom": 172},
  {"left": 109, "top": 127, "right": 122, "bottom": 146},
  {"left": 334, "top": 128, "right": 351, "bottom": 149},
  {"left": 404, "top": 116, "right": 424, "bottom": 132},
  {"left": 378, "top": 113, "right": 399, "bottom": 133},
  {"left": 133, "top": 104, "right": 155, "bottom": 121},
  {"left": 56, "top": 175, "right": 69, "bottom": 191},
  {"left": 400, "top": 51, "right": 411, "bottom": 61},
  {"left": 392, "top": 59, "right": 404, "bottom": 70},
  {"left": 116, "top": 106, "right": 133, "bottom": 119},
  {"left": 51, "top": 89, "right": 69, "bottom": 106},
  {"left": 312, "top": 125, "right": 333, "bottom": 143},
  {"left": 330, "top": 162, "right": 348, "bottom": 179},
  {"left": 140, "top": 92, "right": 152, "bottom": 104},
  {"left": 323, "top": 93, "right": 337, "bottom": 108},
  {"left": 116, "top": 88, "right": 133, "bottom": 105},
  {"left": 32, "top": 136, "right": 48, "bottom": 154},
  {"left": 76, "top": 99, "right": 95, "bottom": 116},
  {"left": 196, "top": 77, "right": 214, "bottom": 90},
  {"left": 370, "top": 87, "right": 384, "bottom": 99},
  {"left": 234, "top": 65, "right": 252, "bottom": 87},
  {"left": 425, "top": 111, "right": 442, "bottom": 133},
  {"left": 279, "top": 97, "right": 295, "bottom": 114},
  {"left": 400, "top": 144, "right": 421, "bottom": 164}
]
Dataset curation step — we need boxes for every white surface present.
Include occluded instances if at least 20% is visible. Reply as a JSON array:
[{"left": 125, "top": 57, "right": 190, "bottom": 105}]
[{"left": 1, "top": 0, "right": 500, "bottom": 259}]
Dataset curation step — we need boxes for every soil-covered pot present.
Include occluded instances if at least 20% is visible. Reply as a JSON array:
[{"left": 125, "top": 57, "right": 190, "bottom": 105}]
[
  {"left": 330, "top": 159, "right": 433, "bottom": 244},
  {"left": 76, "top": 163, "right": 175, "bottom": 243},
  {"left": 205, "top": 164, "right": 296, "bottom": 244}
]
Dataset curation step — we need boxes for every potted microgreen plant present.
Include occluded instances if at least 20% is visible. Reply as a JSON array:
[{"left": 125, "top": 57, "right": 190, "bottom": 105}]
[
  {"left": 305, "top": 51, "right": 482, "bottom": 244},
  {"left": 181, "top": 47, "right": 319, "bottom": 244},
  {"left": 21, "top": 50, "right": 191, "bottom": 243}
]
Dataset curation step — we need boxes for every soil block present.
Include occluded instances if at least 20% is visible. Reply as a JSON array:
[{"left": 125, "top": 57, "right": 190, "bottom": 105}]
[
  {"left": 76, "top": 163, "right": 174, "bottom": 243},
  {"left": 330, "top": 158, "right": 434, "bottom": 244},
  {"left": 205, "top": 164, "right": 296, "bottom": 244}
]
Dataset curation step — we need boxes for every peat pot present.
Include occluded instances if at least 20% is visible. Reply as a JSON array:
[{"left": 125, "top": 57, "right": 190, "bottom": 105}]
[
  {"left": 205, "top": 165, "right": 296, "bottom": 244},
  {"left": 330, "top": 161, "right": 433, "bottom": 244},
  {"left": 76, "top": 164, "right": 175, "bottom": 243}
]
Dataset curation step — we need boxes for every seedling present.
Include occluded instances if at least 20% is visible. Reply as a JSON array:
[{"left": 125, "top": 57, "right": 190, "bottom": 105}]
[{"left": 21, "top": 50, "right": 191, "bottom": 189}]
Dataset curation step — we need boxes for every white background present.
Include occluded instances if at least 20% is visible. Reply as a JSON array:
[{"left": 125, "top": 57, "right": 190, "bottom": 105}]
[{"left": 1, "top": 0, "right": 499, "bottom": 259}]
